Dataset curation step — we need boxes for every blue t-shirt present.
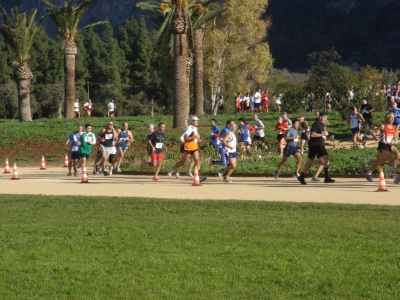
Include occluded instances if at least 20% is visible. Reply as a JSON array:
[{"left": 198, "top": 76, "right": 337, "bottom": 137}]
[
  {"left": 285, "top": 128, "right": 299, "bottom": 147},
  {"left": 210, "top": 125, "right": 220, "bottom": 145},
  {"left": 68, "top": 131, "right": 82, "bottom": 152}
]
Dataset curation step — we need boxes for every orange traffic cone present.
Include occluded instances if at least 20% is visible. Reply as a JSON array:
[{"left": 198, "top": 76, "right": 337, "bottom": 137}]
[
  {"left": 192, "top": 166, "right": 202, "bottom": 186},
  {"left": 377, "top": 168, "right": 389, "bottom": 192},
  {"left": 11, "top": 163, "right": 20, "bottom": 180},
  {"left": 39, "top": 156, "right": 46, "bottom": 170},
  {"left": 63, "top": 153, "right": 69, "bottom": 167},
  {"left": 3, "top": 157, "right": 10, "bottom": 173},
  {"left": 81, "top": 164, "right": 89, "bottom": 183}
]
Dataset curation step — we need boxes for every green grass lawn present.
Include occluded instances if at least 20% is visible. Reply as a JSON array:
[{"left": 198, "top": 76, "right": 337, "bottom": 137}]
[{"left": 1, "top": 195, "right": 399, "bottom": 299}]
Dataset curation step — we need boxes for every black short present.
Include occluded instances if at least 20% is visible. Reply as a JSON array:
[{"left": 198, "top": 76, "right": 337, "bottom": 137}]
[
  {"left": 70, "top": 151, "right": 80, "bottom": 160},
  {"left": 254, "top": 103, "right": 261, "bottom": 108},
  {"left": 80, "top": 153, "right": 90, "bottom": 159},
  {"left": 308, "top": 144, "right": 328, "bottom": 160},
  {"left": 364, "top": 118, "right": 373, "bottom": 126},
  {"left": 253, "top": 135, "right": 265, "bottom": 143},
  {"left": 108, "top": 153, "right": 115, "bottom": 164},
  {"left": 180, "top": 144, "right": 185, "bottom": 154},
  {"left": 277, "top": 134, "right": 285, "bottom": 142},
  {"left": 377, "top": 142, "right": 391, "bottom": 152},
  {"left": 351, "top": 127, "right": 360, "bottom": 134},
  {"left": 185, "top": 149, "right": 198, "bottom": 155}
]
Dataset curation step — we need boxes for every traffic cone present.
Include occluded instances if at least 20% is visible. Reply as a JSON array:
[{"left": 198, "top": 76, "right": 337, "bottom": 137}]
[
  {"left": 39, "top": 156, "right": 46, "bottom": 170},
  {"left": 63, "top": 153, "right": 69, "bottom": 167},
  {"left": 81, "top": 164, "right": 89, "bottom": 183},
  {"left": 3, "top": 157, "right": 10, "bottom": 173},
  {"left": 11, "top": 163, "right": 20, "bottom": 180},
  {"left": 376, "top": 168, "right": 389, "bottom": 192},
  {"left": 191, "top": 166, "right": 201, "bottom": 186}
]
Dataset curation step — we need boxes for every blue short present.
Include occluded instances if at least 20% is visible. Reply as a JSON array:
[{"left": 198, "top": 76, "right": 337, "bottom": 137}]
[
  {"left": 301, "top": 132, "right": 308, "bottom": 140},
  {"left": 116, "top": 142, "right": 128, "bottom": 151},
  {"left": 284, "top": 145, "right": 299, "bottom": 157},
  {"left": 226, "top": 152, "right": 237, "bottom": 158}
]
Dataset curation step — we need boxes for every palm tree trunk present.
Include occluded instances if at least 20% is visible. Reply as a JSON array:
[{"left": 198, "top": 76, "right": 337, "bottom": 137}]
[
  {"left": 15, "top": 66, "right": 33, "bottom": 121},
  {"left": 64, "top": 53, "right": 76, "bottom": 118},
  {"left": 193, "top": 26, "right": 204, "bottom": 116},
  {"left": 173, "top": 33, "right": 190, "bottom": 128}
]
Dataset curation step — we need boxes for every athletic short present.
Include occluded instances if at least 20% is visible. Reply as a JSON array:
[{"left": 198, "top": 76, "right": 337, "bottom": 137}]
[
  {"left": 253, "top": 135, "right": 265, "bottom": 143},
  {"left": 185, "top": 149, "right": 199, "bottom": 155},
  {"left": 254, "top": 103, "right": 261, "bottom": 109},
  {"left": 301, "top": 132, "right": 309, "bottom": 140},
  {"left": 351, "top": 127, "right": 360, "bottom": 134},
  {"left": 226, "top": 152, "right": 237, "bottom": 158},
  {"left": 308, "top": 144, "right": 328, "bottom": 160},
  {"left": 284, "top": 145, "right": 299, "bottom": 157},
  {"left": 116, "top": 142, "right": 128, "bottom": 151},
  {"left": 277, "top": 134, "right": 285, "bottom": 142},
  {"left": 150, "top": 152, "right": 163, "bottom": 163},
  {"left": 363, "top": 118, "right": 373, "bottom": 126},
  {"left": 180, "top": 144, "right": 185, "bottom": 154},
  {"left": 70, "top": 151, "right": 80, "bottom": 160},
  {"left": 80, "top": 153, "right": 90, "bottom": 159},
  {"left": 100, "top": 144, "right": 115, "bottom": 156},
  {"left": 239, "top": 141, "right": 251, "bottom": 146},
  {"left": 377, "top": 142, "right": 391, "bottom": 152},
  {"left": 393, "top": 118, "right": 400, "bottom": 126}
]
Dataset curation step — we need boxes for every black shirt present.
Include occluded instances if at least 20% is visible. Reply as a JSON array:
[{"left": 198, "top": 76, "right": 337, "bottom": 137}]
[
  {"left": 360, "top": 103, "right": 374, "bottom": 119},
  {"left": 148, "top": 131, "right": 165, "bottom": 154},
  {"left": 309, "top": 121, "right": 325, "bottom": 147}
]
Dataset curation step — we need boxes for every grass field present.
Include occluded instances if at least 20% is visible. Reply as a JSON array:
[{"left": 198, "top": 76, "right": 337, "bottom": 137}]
[{"left": 1, "top": 195, "right": 399, "bottom": 299}]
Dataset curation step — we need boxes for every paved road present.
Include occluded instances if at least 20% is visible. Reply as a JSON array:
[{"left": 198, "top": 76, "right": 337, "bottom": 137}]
[{"left": 1, "top": 167, "right": 399, "bottom": 205}]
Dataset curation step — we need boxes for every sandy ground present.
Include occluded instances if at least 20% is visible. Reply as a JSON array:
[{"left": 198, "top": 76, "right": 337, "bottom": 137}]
[{"left": 1, "top": 166, "right": 399, "bottom": 206}]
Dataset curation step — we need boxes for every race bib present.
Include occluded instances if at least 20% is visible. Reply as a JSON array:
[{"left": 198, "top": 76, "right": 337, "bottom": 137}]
[
  {"left": 155, "top": 142, "right": 163, "bottom": 149},
  {"left": 72, "top": 146, "right": 79, "bottom": 151},
  {"left": 350, "top": 119, "right": 358, "bottom": 128},
  {"left": 105, "top": 134, "right": 113, "bottom": 139},
  {"left": 293, "top": 138, "right": 299, "bottom": 143},
  {"left": 387, "top": 135, "right": 393, "bottom": 144}
]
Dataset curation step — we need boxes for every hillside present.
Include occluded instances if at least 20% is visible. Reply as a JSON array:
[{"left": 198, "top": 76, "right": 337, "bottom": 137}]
[{"left": 2, "top": 0, "right": 400, "bottom": 72}]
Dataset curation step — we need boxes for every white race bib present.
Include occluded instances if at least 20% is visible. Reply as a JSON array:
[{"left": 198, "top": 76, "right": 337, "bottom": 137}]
[{"left": 155, "top": 142, "right": 163, "bottom": 149}]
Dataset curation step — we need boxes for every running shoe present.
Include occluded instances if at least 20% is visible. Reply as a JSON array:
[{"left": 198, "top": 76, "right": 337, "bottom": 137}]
[
  {"left": 223, "top": 177, "right": 233, "bottom": 183},
  {"left": 103, "top": 170, "right": 110, "bottom": 176},
  {"left": 293, "top": 172, "right": 300, "bottom": 179},
  {"left": 93, "top": 165, "right": 98, "bottom": 175},
  {"left": 153, "top": 176, "right": 160, "bottom": 181},
  {"left": 168, "top": 167, "right": 174, "bottom": 178},
  {"left": 365, "top": 173, "right": 373, "bottom": 182},
  {"left": 67, "top": 172, "right": 72, "bottom": 176},
  {"left": 311, "top": 177, "right": 321, "bottom": 182},
  {"left": 360, "top": 162, "right": 366, "bottom": 174},
  {"left": 199, "top": 176, "right": 207, "bottom": 182},
  {"left": 114, "top": 166, "right": 121, "bottom": 173},
  {"left": 394, "top": 175, "right": 400, "bottom": 184},
  {"left": 218, "top": 169, "right": 224, "bottom": 178},
  {"left": 273, "top": 171, "right": 280, "bottom": 180},
  {"left": 73, "top": 166, "right": 78, "bottom": 177},
  {"left": 175, "top": 172, "right": 180, "bottom": 178},
  {"left": 108, "top": 166, "right": 113, "bottom": 175},
  {"left": 324, "top": 178, "right": 335, "bottom": 183},
  {"left": 186, "top": 171, "right": 194, "bottom": 179},
  {"left": 298, "top": 173, "right": 307, "bottom": 185},
  {"left": 386, "top": 168, "right": 394, "bottom": 178},
  {"left": 139, "top": 160, "right": 146, "bottom": 170}
]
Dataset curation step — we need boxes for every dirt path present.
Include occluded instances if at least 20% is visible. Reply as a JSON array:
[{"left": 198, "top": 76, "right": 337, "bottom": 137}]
[{"left": 1, "top": 166, "right": 398, "bottom": 206}]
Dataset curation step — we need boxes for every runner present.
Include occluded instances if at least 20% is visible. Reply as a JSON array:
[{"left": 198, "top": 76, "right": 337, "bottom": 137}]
[
  {"left": 213, "top": 119, "right": 233, "bottom": 177},
  {"left": 348, "top": 106, "right": 366, "bottom": 148},
  {"left": 139, "top": 124, "right": 155, "bottom": 170},
  {"left": 168, "top": 116, "right": 206, "bottom": 182},
  {"left": 74, "top": 99, "right": 80, "bottom": 118},
  {"left": 84, "top": 99, "right": 93, "bottom": 117},
  {"left": 298, "top": 116, "right": 309, "bottom": 155},
  {"left": 237, "top": 118, "right": 254, "bottom": 157},
  {"left": 360, "top": 97, "right": 375, "bottom": 138},
  {"left": 361, "top": 112, "right": 399, "bottom": 181},
  {"left": 96, "top": 120, "right": 118, "bottom": 176},
  {"left": 297, "top": 112, "right": 335, "bottom": 184},
  {"left": 209, "top": 118, "right": 221, "bottom": 168},
  {"left": 65, "top": 125, "right": 83, "bottom": 176},
  {"left": 112, "top": 122, "right": 134, "bottom": 173},
  {"left": 273, "top": 119, "right": 302, "bottom": 180},
  {"left": 175, "top": 120, "right": 194, "bottom": 178},
  {"left": 147, "top": 122, "right": 168, "bottom": 181},
  {"left": 76, "top": 123, "right": 96, "bottom": 170},
  {"left": 252, "top": 114, "right": 267, "bottom": 154},
  {"left": 275, "top": 116, "right": 288, "bottom": 157},
  {"left": 221, "top": 121, "right": 237, "bottom": 183}
]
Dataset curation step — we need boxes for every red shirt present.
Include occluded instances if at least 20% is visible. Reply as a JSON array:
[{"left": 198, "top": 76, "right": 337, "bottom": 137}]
[{"left": 276, "top": 122, "right": 288, "bottom": 135}]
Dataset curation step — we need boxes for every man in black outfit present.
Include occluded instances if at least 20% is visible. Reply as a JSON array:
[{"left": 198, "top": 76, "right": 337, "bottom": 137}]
[
  {"left": 298, "top": 112, "right": 335, "bottom": 184},
  {"left": 360, "top": 97, "right": 375, "bottom": 138}
]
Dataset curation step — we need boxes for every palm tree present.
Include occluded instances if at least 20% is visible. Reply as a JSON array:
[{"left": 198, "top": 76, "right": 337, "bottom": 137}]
[
  {"left": 42, "top": 0, "right": 107, "bottom": 118},
  {"left": 138, "top": 0, "right": 225, "bottom": 126},
  {"left": 0, "top": 7, "right": 43, "bottom": 121}
]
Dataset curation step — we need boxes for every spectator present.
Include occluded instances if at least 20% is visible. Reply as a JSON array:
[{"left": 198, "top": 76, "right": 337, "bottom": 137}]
[{"left": 84, "top": 99, "right": 93, "bottom": 117}]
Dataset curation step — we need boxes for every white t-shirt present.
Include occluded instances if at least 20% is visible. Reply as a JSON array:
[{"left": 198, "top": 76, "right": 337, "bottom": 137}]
[
  {"left": 254, "top": 92, "right": 261, "bottom": 104},
  {"left": 185, "top": 125, "right": 199, "bottom": 143},
  {"left": 108, "top": 102, "right": 115, "bottom": 112},
  {"left": 74, "top": 102, "right": 79, "bottom": 112}
]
